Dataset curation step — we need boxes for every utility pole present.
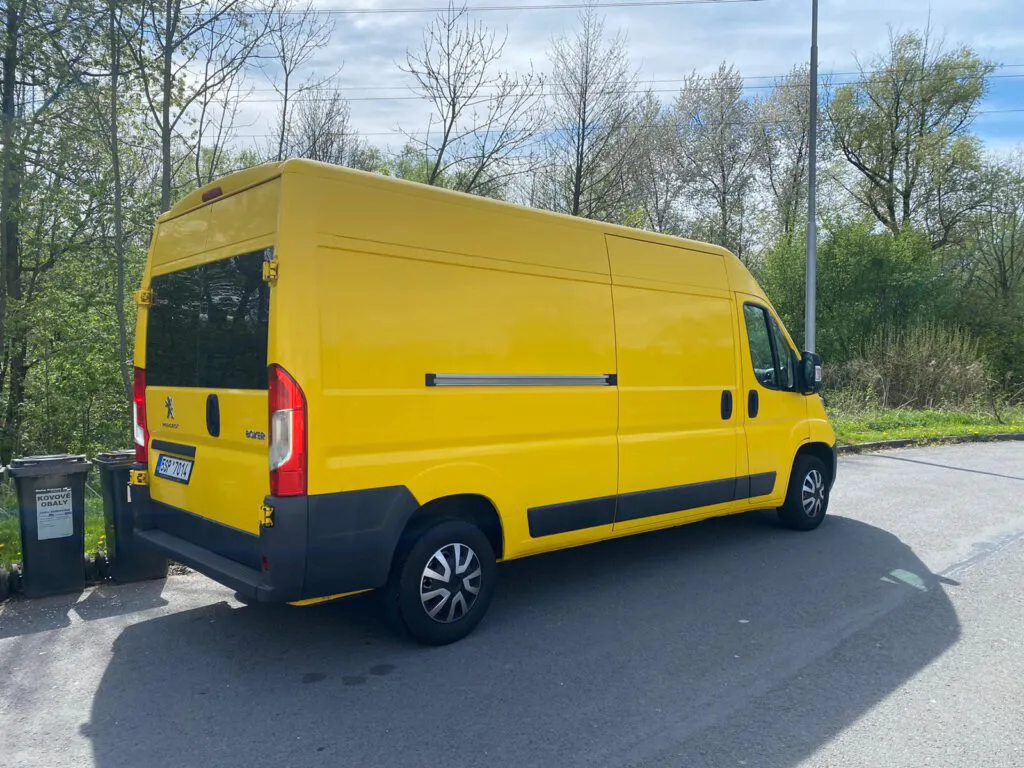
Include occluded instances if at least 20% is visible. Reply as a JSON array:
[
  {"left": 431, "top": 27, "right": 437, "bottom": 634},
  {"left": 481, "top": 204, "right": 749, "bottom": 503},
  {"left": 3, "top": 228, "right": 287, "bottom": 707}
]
[{"left": 805, "top": 0, "right": 818, "bottom": 353}]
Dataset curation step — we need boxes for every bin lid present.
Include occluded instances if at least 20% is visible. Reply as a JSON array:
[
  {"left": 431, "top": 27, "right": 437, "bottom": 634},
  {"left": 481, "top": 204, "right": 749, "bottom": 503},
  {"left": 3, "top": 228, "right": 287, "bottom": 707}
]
[
  {"left": 8, "top": 453, "right": 91, "bottom": 478},
  {"left": 93, "top": 449, "right": 136, "bottom": 466}
]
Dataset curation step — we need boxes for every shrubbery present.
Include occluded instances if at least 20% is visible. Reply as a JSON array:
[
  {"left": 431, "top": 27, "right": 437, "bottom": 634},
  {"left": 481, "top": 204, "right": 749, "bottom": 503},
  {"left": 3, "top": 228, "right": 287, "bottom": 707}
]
[{"left": 828, "top": 324, "right": 990, "bottom": 410}]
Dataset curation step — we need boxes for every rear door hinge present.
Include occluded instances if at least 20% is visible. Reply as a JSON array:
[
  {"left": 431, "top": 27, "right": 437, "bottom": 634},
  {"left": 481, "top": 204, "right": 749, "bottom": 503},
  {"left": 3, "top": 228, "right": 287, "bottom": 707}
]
[
  {"left": 259, "top": 503, "right": 275, "bottom": 528},
  {"left": 133, "top": 289, "right": 153, "bottom": 307},
  {"left": 262, "top": 259, "right": 279, "bottom": 285}
]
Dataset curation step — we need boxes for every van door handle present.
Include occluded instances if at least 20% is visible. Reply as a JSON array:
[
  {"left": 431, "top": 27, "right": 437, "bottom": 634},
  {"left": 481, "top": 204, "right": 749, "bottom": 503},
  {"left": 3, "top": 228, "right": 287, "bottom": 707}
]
[
  {"left": 748, "top": 390, "right": 759, "bottom": 419},
  {"left": 206, "top": 394, "right": 221, "bottom": 437},
  {"left": 721, "top": 390, "right": 733, "bottom": 420}
]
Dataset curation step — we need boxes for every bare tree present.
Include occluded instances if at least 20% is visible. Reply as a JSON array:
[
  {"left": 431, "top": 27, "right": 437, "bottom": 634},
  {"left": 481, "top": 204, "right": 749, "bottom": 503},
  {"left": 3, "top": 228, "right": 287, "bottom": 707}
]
[
  {"left": 633, "top": 91, "right": 685, "bottom": 233},
  {"left": 673, "top": 62, "right": 760, "bottom": 261},
  {"left": 285, "top": 87, "right": 379, "bottom": 170},
  {"left": 122, "top": 0, "right": 266, "bottom": 211},
  {"left": 260, "top": 0, "right": 335, "bottom": 162},
  {"left": 960, "top": 152, "right": 1024, "bottom": 302},
  {"left": 400, "top": 1, "right": 542, "bottom": 195},
  {"left": 192, "top": 29, "right": 250, "bottom": 187},
  {"left": 754, "top": 65, "right": 811, "bottom": 241},
  {"left": 540, "top": 7, "right": 643, "bottom": 221}
]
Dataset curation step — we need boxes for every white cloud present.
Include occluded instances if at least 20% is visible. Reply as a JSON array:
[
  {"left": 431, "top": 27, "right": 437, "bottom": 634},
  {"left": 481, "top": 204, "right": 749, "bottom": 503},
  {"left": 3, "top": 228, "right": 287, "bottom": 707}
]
[{"left": 233, "top": 0, "right": 1022, "bottom": 152}]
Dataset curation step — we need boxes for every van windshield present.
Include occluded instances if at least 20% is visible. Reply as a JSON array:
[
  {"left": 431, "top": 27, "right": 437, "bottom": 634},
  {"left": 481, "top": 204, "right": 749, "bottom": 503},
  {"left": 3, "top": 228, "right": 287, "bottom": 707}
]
[{"left": 145, "top": 249, "right": 270, "bottom": 390}]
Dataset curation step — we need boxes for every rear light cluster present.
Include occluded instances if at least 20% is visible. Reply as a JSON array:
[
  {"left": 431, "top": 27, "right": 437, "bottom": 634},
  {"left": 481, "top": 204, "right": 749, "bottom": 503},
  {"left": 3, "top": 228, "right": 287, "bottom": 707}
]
[
  {"left": 268, "top": 365, "right": 307, "bottom": 497},
  {"left": 133, "top": 367, "right": 149, "bottom": 464}
]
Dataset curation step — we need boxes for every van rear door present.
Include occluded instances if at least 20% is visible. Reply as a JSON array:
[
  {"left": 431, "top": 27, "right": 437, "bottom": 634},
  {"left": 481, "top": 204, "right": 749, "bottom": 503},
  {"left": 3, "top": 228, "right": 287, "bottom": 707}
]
[{"left": 144, "top": 249, "right": 271, "bottom": 535}]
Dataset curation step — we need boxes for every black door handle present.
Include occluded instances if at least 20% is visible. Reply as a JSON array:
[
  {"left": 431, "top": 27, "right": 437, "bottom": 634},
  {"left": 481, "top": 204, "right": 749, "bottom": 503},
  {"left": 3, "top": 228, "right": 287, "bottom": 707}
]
[
  {"left": 206, "top": 394, "right": 220, "bottom": 437},
  {"left": 721, "top": 390, "right": 733, "bottom": 420},
  {"left": 748, "top": 390, "right": 759, "bottom": 418}
]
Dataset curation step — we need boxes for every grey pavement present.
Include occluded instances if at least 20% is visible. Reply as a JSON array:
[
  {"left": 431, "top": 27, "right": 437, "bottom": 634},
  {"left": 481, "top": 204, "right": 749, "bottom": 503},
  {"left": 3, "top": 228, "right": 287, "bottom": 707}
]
[{"left": 1, "top": 443, "right": 1023, "bottom": 768}]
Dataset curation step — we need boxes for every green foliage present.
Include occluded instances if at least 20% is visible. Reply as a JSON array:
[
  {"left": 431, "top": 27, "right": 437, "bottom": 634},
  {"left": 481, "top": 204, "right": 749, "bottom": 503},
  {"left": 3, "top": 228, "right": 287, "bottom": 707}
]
[
  {"left": 17, "top": 254, "right": 134, "bottom": 457},
  {"left": 760, "top": 221, "right": 952, "bottom": 361},
  {"left": 827, "top": 29, "right": 994, "bottom": 248},
  {"left": 951, "top": 294, "right": 1024, "bottom": 395}
]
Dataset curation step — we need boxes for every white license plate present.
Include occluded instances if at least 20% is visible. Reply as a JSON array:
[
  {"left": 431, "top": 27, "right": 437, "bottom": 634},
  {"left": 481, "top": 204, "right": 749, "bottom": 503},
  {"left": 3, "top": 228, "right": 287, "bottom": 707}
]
[{"left": 155, "top": 454, "right": 194, "bottom": 484}]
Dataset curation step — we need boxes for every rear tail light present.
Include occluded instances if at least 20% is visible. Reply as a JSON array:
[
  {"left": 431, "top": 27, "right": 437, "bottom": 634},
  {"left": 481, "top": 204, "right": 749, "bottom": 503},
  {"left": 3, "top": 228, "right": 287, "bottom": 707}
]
[
  {"left": 268, "top": 364, "right": 307, "bottom": 497},
  {"left": 133, "top": 367, "right": 149, "bottom": 464}
]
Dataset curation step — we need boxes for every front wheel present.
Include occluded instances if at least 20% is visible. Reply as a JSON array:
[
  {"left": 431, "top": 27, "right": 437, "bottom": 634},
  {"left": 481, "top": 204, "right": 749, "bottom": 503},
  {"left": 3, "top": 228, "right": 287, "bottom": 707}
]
[
  {"left": 387, "top": 519, "right": 497, "bottom": 645},
  {"left": 777, "top": 455, "right": 830, "bottom": 531}
]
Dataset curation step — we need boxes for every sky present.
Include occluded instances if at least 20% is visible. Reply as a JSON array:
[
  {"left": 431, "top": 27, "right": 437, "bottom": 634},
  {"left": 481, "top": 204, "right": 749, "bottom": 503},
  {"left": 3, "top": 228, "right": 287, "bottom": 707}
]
[{"left": 233, "top": 0, "right": 1024, "bottom": 156}]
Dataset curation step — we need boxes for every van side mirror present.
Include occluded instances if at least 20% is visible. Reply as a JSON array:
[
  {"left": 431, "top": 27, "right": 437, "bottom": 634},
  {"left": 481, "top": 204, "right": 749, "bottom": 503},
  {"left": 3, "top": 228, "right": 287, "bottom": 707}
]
[{"left": 800, "top": 351, "right": 823, "bottom": 395}]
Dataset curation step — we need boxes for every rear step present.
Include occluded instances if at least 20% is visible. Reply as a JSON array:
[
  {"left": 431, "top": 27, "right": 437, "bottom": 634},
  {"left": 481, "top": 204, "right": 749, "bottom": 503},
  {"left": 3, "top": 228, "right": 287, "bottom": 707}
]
[{"left": 135, "top": 528, "right": 262, "bottom": 600}]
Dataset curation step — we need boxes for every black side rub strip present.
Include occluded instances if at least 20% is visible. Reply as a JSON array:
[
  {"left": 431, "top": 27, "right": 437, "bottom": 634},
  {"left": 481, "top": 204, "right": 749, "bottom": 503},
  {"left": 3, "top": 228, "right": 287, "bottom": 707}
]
[
  {"left": 527, "top": 472, "right": 777, "bottom": 537},
  {"left": 526, "top": 496, "right": 617, "bottom": 537}
]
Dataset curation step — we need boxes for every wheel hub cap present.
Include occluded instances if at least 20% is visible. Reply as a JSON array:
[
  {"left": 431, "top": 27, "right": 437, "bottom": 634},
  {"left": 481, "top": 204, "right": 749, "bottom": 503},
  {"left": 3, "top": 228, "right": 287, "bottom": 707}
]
[
  {"left": 801, "top": 469, "right": 826, "bottom": 518},
  {"left": 420, "top": 543, "right": 482, "bottom": 623}
]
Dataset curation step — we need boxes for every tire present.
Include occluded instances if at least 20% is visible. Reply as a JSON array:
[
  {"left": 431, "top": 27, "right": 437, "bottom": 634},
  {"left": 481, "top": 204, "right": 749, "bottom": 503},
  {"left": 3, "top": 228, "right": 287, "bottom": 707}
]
[
  {"left": 386, "top": 518, "right": 496, "bottom": 645},
  {"left": 777, "top": 454, "right": 830, "bottom": 531}
]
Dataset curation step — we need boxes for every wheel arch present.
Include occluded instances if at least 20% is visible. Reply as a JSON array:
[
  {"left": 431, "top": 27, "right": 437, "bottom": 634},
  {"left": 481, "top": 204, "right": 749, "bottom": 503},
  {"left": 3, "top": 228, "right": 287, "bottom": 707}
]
[
  {"left": 795, "top": 441, "right": 837, "bottom": 489},
  {"left": 394, "top": 493, "right": 505, "bottom": 569}
]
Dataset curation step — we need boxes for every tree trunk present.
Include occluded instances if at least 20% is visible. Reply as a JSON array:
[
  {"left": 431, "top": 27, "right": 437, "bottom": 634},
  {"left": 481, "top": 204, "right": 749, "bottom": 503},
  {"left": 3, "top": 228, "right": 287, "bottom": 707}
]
[
  {"left": 110, "top": 1, "right": 132, "bottom": 403},
  {"left": 160, "top": 0, "right": 174, "bottom": 212},
  {"left": 0, "top": 0, "right": 21, "bottom": 365},
  {"left": 1, "top": 339, "right": 27, "bottom": 464}
]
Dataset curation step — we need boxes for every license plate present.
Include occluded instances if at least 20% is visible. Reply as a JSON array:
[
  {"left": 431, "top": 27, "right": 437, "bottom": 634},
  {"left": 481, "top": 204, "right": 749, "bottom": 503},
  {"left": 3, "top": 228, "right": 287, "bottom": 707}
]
[{"left": 155, "top": 454, "right": 194, "bottom": 484}]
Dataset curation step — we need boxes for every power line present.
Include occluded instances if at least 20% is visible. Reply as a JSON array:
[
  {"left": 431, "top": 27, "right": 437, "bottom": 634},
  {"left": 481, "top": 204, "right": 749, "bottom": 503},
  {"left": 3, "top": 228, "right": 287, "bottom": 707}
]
[
  {"left": 228, "top": 107, "right": 1024, "bottom": 139},
  {"left": 241, "top": 65, "right": 1024, "bottom": 95},
  {"left": 242, "top": 0, "right": 768, "bottom": 15},
  {"left": 235, "top": 73, "right": 1024, "bottom": 103}
]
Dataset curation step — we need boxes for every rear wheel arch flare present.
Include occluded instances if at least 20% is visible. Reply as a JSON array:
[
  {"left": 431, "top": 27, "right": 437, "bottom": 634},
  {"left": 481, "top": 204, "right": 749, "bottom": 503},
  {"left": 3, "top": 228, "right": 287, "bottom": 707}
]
[{"left": 395, "top": 494, "right": 505, "bottom": 565}]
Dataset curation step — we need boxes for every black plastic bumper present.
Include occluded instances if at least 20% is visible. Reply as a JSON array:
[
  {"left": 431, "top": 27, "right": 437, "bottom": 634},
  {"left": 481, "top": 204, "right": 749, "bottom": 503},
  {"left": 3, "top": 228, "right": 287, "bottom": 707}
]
[{"left": 132, "top": 478, "right": 420, "bottom": 603}]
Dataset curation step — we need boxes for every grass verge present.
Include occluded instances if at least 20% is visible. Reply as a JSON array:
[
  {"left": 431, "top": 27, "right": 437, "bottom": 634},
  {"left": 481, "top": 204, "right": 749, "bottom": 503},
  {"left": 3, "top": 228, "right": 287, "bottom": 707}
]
[
  {"left": 0, "top": 484, "right": 106, "bottom": 569},
  {"left": 829, "top": 407, "right": 1024, "bottom": 445}
]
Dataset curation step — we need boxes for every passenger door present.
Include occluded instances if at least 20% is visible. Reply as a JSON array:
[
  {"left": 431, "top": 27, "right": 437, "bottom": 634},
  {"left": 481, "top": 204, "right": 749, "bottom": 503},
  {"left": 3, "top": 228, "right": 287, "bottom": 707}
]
[{"left": 737, "top": 298, "right": 809, "bottom": 504}]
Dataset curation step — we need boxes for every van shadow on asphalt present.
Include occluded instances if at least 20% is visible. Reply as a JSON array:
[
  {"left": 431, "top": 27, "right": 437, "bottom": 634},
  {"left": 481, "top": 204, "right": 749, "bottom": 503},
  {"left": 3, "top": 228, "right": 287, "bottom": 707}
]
[
  {"left": 0, "top": 578, "right": 169, "bottom": 640},
  {"left": 83, "top": 512, "right": 960, "bottom": 768}
]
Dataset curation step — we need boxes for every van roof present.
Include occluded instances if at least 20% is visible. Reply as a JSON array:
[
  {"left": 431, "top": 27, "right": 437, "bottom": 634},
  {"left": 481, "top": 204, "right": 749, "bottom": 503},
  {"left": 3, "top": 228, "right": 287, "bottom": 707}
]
[
  {"left": 162, "top": 162, "right": 286, "bottom": 221},
  {"left": 165, "top": 158, "right": 765, "bottom": 299}
]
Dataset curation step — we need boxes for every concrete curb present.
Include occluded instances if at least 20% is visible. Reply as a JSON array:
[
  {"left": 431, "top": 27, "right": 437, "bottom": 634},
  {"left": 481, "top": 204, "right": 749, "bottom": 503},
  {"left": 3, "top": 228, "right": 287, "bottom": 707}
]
[{"left": 837, "top": 432, "right": 1024, "bottom": 455}]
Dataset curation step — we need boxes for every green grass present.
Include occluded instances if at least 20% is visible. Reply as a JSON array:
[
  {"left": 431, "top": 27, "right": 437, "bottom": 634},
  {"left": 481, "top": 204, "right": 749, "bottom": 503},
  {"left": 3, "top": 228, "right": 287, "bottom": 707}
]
[
  {"left": 0, "top": 484, "right": 106, "bottom": 569},
  {"left": 830, "top": 407, "right": 1024, "bottom": 445}
]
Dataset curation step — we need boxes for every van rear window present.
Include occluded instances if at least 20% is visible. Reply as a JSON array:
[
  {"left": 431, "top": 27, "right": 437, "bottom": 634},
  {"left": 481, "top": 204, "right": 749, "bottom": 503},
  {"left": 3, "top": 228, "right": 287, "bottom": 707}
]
[{"left": 146, "top": 249, "right": 270, "bottom": 390}]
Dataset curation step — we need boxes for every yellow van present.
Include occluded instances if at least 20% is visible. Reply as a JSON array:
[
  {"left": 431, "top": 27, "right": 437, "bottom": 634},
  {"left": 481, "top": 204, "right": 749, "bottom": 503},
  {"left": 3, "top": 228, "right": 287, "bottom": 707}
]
[{"left": 131, "top": 159, "right": 836, "bottom": 644}]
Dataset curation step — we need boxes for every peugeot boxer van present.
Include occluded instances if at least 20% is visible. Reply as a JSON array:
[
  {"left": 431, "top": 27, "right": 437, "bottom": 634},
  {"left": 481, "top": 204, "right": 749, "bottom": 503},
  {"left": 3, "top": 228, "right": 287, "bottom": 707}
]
[{"left": 131, "top": 159, "right": 836, "bottom": 644}]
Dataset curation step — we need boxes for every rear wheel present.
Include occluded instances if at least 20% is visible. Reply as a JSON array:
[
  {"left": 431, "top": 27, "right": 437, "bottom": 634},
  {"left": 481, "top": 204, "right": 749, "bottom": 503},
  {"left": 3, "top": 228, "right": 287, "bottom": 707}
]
[
  {"left": 777, "top": 454, "right": 830, "bottom": 531},
  {"left": 387, "top": 518, "right": 496, "bottom": 645}
]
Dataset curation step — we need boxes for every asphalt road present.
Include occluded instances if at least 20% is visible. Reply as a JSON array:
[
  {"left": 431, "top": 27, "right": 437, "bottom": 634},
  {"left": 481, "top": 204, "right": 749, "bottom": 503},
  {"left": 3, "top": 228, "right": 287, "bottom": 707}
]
[{"left": 2, "top": 442, "right": 1023, "bottom": 768}]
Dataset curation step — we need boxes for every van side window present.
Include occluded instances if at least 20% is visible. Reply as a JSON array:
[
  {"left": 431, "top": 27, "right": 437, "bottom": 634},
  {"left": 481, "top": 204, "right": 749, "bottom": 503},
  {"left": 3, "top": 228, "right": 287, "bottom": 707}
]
[
  {"left": 744, "top": 304, "right": 798, "bottom": 391},
  {"left": 769, "top": 318, "right": 797, "bottom": 391},
  {"left": 743, "top": 304, "right": 777, "bottom": 388}
]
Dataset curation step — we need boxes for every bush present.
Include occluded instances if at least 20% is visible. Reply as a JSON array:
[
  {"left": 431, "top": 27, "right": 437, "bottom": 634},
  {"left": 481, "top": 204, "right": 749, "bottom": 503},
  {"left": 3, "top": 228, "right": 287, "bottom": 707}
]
[
  {"left": 759, "top": 221, "right": 953, "bottom": 364},
  {"left": 828, "top": 323, "right": 990, "bottom": 409}
]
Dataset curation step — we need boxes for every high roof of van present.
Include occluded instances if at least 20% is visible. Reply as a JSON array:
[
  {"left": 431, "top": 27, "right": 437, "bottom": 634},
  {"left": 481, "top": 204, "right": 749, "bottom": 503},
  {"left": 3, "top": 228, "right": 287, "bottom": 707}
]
[{"left": 163, "top": 158, "right": 766, "bottom": 301}]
